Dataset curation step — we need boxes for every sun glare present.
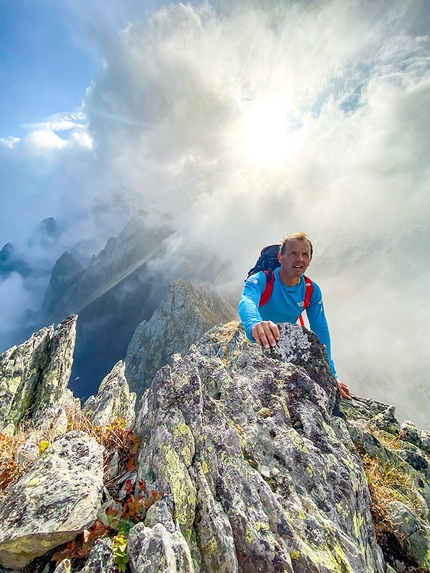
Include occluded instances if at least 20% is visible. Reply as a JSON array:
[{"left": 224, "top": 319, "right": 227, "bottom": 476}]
[{"left": 242, "top": 99, "right": 300, "bottom": 165}]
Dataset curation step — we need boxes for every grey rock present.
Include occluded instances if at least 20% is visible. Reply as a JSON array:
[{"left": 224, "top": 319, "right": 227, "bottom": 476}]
[
  {"left": 269, "top": 322, "right": 339, "bottom": 414},
  {"left": 125, "top": 280, "right": 238, "bottom": 398},
  {"left": 83, "top": 360, "right": 136, "bottom": 426},
  {"left": 34, "top": 405, "right": 69, "bottom": 437},
  {"left": 128, "top": 522, "right": 194, "bottom": 573},
  {"left": 399, "top": 419, "right": 420, "bottom": 446},
  {"left": 0, "top": 431, "right": 104, "bottom": 569},
  {"left": 14, "top": 434, "right": 39, "bottom": 465},
  {"left": 80, "top": 538, "right": 116, "bottom": 573},
  {"left": 371, "top": 405, "right": 400, "bottom": 435},
  {"left": 0, "top": 315, "right": 78, "bottom": 430},
  {"left": 387, "top": 501, "right": 430, "bottom": 568},
  {"left": 133, "top": 323, "right": 384, "bottom": 573},
  {"left": 420, "top": 429, "right": 430, "bottom": 455}
]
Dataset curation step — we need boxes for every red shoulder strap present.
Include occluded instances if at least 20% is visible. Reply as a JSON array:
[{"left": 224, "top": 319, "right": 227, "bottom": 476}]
[
  {"left": 259, "top": 270, "right": 275, "bottom": 307},
  {"left": 299, "top": 276, "right": 314, "bottom": 326}
]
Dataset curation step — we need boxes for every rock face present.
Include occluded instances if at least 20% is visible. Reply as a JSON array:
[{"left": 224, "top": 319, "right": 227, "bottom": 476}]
[
  {"left": 133, "top": 322, "right": 384, "bottom": 572},
  {"left": 125, "top": 280, "right": 238, "bottom": 398},
  {"left": 0, "top": 431, "right": 104, "bottom": 569},
  {"left": 1, "top": 311, "right": 430, "bottom": 572},
  {"left": 0, "top": 315, "right": 78, "bottom": 430},
  {"left": 83, "top": 360, "right": 136, "bottom": 426}
]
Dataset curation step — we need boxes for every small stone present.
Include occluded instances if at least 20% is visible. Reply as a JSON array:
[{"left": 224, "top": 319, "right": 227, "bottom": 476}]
[
  {"left": 15, "top": 434, "right": 39, "bottom": 464},
  {"left": 257, "top": 407, "right": 271, "bottom": 418},
  {"left": 1, "top": 424, "right": 15, "bottom": 436},
  {"left": 260, "top": 465, "right": 271, "bottom": 478},
  {"left": 270, "top": 467, "right": 280, "bottom": 477}
]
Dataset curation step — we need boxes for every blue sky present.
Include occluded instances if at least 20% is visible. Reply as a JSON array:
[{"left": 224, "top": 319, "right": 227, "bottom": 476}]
[
  {"left": 0, "top": 0, "right": 96, "bottom": 138},
  {"left": 1, "top": 0, "right": 430, "bottom": 426},
  {"left": 0, "top": 0, "right": 170, "bottom": 138}
]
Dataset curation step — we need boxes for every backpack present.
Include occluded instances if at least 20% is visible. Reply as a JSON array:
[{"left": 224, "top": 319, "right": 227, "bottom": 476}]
[{"left": 246, "top": 244, "right": 313, "bottom": 327}]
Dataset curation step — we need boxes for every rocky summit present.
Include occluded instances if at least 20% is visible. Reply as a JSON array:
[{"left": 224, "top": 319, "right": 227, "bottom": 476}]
[{"left": 0, "top": 299, "right": 430, "bottom": 571}]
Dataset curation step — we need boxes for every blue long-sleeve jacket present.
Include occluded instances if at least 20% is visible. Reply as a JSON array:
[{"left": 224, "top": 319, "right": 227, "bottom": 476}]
[{"left": 238, "top": 268, "right": 337, "bottom": 377}]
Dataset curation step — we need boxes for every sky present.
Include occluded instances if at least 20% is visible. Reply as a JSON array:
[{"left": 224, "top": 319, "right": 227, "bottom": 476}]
[{"left": 1, "top": 0, "right": 430, "bottom": 426}]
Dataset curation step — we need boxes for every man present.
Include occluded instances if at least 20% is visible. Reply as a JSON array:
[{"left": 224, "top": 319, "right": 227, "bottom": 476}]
[{"left": 238, "top": 232, "right": 350, "bottom": 399}]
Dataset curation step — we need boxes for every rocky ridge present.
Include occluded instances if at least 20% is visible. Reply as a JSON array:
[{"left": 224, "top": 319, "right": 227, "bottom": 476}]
[
  {"left": 0, "top": 296, "right": 429, "bottom": 571},
  {"left": 125, "top": 280, "right": 238, "bottom": 397}
]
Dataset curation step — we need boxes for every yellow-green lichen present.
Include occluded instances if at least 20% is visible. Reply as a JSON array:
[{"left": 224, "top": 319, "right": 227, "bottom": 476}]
[
  {"left": 182, "top": 446, "right": 192, "bottom": 466},
  {"left": 27, "top": 477, "right": 41, "bottom": 488},
  {"left": 290, "top": 550, "right": 301, "bottom": 560},
  {"left": 206, "top": 537, "right": 218, "bottom": 553},
  {"left": 174, "top": 423, "right": 191, "bottom": 437},
  {"left": 174, "top": 375, "right": 190, "bottom": 392},
  {"left": 246, "top": 528, "right": 254, "bottom": 543},
  {"left": 202, "top": 460, "right": 209, "bottom": 474},
  {"left": 353, "top": 511, "right": 364, "bottom": 539},
  {"left": 8, "top": 376, "right": 22, "bottom": 394},
  {"left": 254, "top": 521, "right": 270, "bottom": 533},
  {"left": 162, "top": 444, "right": 196, "bottom": 531}
]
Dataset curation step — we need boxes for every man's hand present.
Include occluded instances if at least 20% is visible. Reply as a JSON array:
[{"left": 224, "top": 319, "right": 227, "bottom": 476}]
[
  {"left": 337, "top": 379, "right": 351, "bottom": 399},
  {"left": 252, "top": 321, "right": 280, "bottom": 349}
]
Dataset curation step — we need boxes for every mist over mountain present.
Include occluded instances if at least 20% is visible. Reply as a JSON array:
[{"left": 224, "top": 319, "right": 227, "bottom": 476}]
[{"left": 1, "top": 1, "right": 429, "bottom": 424}]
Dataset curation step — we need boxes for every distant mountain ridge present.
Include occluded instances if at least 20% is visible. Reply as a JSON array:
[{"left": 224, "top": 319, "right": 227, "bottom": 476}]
[{"left": 2, "top": 212, "right": 232, "bottom": 397}]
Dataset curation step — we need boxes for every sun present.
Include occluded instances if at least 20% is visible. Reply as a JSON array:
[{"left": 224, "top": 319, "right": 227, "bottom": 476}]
[{"left": 242, "top": 98, "right": 300, "bottom": 165}]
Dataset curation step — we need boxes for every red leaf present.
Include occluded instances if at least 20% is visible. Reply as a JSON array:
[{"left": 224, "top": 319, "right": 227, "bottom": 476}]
[
  {"left": 125, "top": 479, "right": 133, "bottom": 494},
  {"left": 137, "top": 479, "right": 147, "bottom": 492}
]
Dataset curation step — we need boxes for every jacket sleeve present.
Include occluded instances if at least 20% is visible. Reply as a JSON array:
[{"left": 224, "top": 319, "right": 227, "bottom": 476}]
[
  {"left": 238, "top": 272, "right": 266, "bottom": 342},
  {"left": 306, "top": 284, "right": 337, "bottom": 377}
]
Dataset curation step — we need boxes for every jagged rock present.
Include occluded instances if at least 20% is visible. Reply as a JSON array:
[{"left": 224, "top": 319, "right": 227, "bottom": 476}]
[
  {"left": 420, "top": 430, "right": 430, "bottom": 455},
  {"left": 0, "top": 315, "right": 79, "bottom": 430},
  {"left": 80, "top": 538, "right": 116, "bottom": 573},
  {"left": 42, "top": 252, "right": 84, "bottom": 315},
  {"left": 269, "top": 322, "right": 339, "bottom": 414},
  {"left": 34, "top": 405, "right": 69, "bottom": 437},
  {"left": 125, "top": 280, "right": 238, "bottom": 398},
  {"left": 387, "top": 501, "right": 430, "bottom": 568},
  {"left": 83, "top": 361, "right": 136, "bottom": 426},
  {"left": 133, "top": 322, "right": 385, "bottom": 572},
  {"left": 0, "top": 243, "right": 31, "bottom": 279},
  {"left": 128, "top": 522, "right": 194, "bottom": 573},
  {"left": 0, "top": 431, "right": 104, "bottom": 569},
  {"left": 399, "top": 420, "right": 420, "bottom": 446},
  {"left": 42, "top": 214, "right": 173, "bottom": 321}
]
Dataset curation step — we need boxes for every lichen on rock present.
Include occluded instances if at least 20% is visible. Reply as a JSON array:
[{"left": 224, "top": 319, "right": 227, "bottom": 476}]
[{"left": 133, "top": 322, "right": 385, "bottom": 572}]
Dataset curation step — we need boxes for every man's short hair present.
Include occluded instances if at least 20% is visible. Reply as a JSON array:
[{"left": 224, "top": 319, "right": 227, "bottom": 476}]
[{"left": 280, "top": 232, "right": 313, "bottom": 256}]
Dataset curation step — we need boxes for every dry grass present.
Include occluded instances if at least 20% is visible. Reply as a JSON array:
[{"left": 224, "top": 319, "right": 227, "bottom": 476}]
[
  {"left": 0, "top": 430, "right": 27, "bottom": 495},
  {"left": 0, "top": 412, "right": 136, "bottom": 500},
  {"left": 362, "top": 454, "right": 423, "bottom": 516}
]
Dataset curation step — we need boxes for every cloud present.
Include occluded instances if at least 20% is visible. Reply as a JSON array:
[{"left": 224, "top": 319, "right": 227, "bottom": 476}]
[{"left": 1, "top": 0, "right": 430, "bottom": 424}]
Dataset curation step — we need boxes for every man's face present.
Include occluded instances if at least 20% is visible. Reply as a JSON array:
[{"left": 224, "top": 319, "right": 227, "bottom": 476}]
[{"left": 278, "top": 238, "right": 312, "bottom": 280}]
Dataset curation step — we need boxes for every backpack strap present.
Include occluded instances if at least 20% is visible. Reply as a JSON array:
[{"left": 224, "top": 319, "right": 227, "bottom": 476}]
[
  {"left": 259, "top": 273, "right": 314, "bottom": 323},
  {"left": 259, "top": 270, "right": 275, "bottom": 307},
  {"left": 298, "top": 276, "right": 314, "bottom": 326}
]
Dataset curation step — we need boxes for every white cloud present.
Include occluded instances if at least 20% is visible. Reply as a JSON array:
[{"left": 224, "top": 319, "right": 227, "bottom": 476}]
[{"left": 1, "top": 0, "right": 430, "bottom": 424}]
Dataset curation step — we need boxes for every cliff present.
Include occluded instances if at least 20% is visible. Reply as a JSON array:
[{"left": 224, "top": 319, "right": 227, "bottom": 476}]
[{"left": 1, "top": 304, "right": 430, "bottom": 572}]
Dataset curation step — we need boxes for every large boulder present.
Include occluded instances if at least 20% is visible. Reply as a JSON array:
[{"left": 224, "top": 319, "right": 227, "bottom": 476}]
[
  {"left": 0, "top": 431, "right": 104, "bottom": 569},
  {"left": 125, "top": 280, "right": 238, "bottom": 398},
  {"left": 132, "top": 322, "right": 385, "bottom": 572},
  {"left": 0, "top": 315, "right": 79, "bottom": 430}
]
